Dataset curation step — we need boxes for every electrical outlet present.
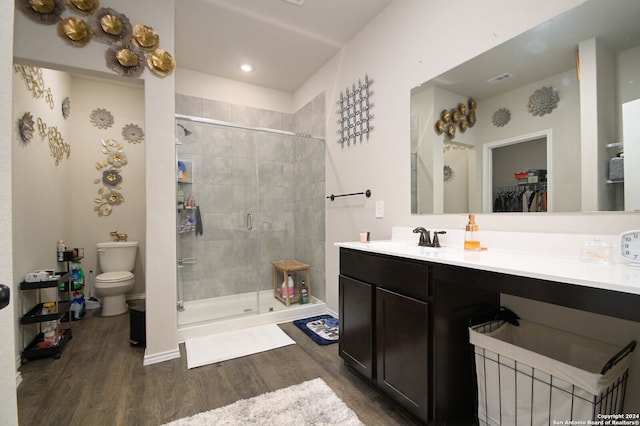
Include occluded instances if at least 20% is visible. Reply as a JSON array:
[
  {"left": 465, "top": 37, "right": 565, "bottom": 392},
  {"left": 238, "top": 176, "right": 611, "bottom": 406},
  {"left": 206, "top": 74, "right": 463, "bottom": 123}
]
[{"left": 375, "top": 200, "right": 384, "bottom": 218}]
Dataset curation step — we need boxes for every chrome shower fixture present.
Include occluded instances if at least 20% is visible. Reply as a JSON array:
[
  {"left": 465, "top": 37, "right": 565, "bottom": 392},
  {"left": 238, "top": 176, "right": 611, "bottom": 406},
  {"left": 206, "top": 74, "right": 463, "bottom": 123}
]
[{"left": 177, "top": 123, "right": 192, "bottom": 136}]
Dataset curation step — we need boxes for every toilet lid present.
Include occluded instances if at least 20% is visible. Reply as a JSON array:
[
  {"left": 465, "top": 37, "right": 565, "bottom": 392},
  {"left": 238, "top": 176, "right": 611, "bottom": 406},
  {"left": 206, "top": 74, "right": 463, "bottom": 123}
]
[{"left": 96, "top": 271, "right": 134, "bottom": 282}]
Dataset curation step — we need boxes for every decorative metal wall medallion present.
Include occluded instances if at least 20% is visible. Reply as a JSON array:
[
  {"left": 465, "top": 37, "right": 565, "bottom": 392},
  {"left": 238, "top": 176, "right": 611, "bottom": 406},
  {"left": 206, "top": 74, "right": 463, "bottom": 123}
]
[
  {"left": 528, "top": 86, "right": 559, "bottom": 116},
  {"left": 106, "top": 42, "right": 146, "bottom": 78},
  {"left": 17, "top": 0, "right": 65, "bottom": 25},
  {"left": 146, "top": 50, "right": 176, "bottom": 77},
  {"left": 492, "top": 108, "right": 511, "bottom": 127},
  {"left": 58, "top": 16, "right": 94, "bottom": 47},
  {"left": 132, "top": 24, "right": 160, "bottom": 51},
  {"left": 122, "top": 123, "right": 144, "bottom": 144},
  {"left": 19, "top": 112, "right": 35, "bottom": 142},
  {"left": 90, "top": 108, "right": 114, "bottom": 129},
  {"left": 90, "top": 7, "right": 132, "bottom": 44},
  {"left": 66, "top": 0, "right": 100, "bottom": 15},
  {"left": 444, "top": 165, "right": 454, "bottom": 182},
  {"left": 62, "top": 96, "right": 71, "bottom": 119},
  {"left": 336, "top": 74, "right": 374, "bottom": 147},
  {"left": 94, "top": 139, "right": 127, "bottom": 216}
]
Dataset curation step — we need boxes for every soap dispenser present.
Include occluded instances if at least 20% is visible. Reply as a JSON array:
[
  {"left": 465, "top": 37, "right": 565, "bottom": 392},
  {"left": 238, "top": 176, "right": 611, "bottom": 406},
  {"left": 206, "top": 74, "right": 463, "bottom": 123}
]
[{"left": 464, "top": 214, "right": 481, "bottom": 251}]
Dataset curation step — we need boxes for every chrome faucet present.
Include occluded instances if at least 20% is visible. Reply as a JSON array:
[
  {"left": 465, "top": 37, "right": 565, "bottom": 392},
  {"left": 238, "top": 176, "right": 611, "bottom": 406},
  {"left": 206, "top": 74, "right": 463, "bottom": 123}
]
[{"left": 413, "top": 227, "right": 447, "bottom": 248}]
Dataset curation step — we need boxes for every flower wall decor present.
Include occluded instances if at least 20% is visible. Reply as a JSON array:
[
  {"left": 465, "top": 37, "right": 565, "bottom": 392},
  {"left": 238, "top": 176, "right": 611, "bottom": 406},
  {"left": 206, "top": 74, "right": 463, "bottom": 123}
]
[
  {"left": 17, "top": 0, "right": 65, "bottom": 25},
  {"left": 62, "top": 96, "right": 71, "bottom": 119},
  {"left": 492, "top": 108, "right": 511, "bottom": 127},
  {"left": 19, "top": 112, "right": 36, "bottom": 143},
  {"left": 94, "top": 138, "right": 127, "bottom": 216},
  {"left": 90, "top": 7, "right": 132, "bottom": 44},
  {"left": 16, "top": 0, "right": 176, "bottom": 78},
  {"left": 122, "top": 123, "right": 144, "bottom": 143},
  {"left": 528, "top": 86, "right": 559, "bottom": 116},
  {"left": 106, "top": 41, "right": 146, "bottom": 77},
  {"left": 90, "top": 107, "right": 114, "bottom": 129},
  {"left": 336, "top": 74, "right": 374, "bottom": 147}
]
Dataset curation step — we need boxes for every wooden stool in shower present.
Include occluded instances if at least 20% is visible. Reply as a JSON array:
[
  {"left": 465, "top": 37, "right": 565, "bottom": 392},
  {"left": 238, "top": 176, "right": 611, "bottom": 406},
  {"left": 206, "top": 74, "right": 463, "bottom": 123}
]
[{"left": 272, "top": 260, "right": 311, "bottom": 306}]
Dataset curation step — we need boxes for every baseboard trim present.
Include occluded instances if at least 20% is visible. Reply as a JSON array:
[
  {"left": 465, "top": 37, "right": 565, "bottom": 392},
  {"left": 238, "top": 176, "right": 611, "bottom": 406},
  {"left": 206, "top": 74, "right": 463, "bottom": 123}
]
[{"left": 143, "top": 347, "right": 180, "bottom": 366}]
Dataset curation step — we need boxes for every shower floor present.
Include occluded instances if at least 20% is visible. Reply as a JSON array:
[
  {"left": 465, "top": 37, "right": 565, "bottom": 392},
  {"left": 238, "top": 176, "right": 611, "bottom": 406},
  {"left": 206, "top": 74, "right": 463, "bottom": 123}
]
[{"left": 177, "top": 290, "right": 327, "bottom": 341}]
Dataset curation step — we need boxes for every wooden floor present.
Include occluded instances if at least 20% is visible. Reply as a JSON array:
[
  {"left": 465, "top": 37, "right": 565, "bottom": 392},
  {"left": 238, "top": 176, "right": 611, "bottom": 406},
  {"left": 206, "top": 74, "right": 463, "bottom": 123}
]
[{"left": 17, "top": 305, "right": 416, "bottom": 426}]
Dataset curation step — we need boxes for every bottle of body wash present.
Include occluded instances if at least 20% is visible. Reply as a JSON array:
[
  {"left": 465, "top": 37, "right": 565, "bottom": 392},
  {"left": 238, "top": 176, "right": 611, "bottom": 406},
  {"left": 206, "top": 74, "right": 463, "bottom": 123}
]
[{"left": 464, "top": 214, "right": 481, "bottom": 250}]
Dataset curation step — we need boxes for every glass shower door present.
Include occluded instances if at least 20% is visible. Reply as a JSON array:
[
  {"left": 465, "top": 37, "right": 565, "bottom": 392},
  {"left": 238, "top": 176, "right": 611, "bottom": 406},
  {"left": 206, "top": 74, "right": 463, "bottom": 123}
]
[{"left": 176, "top": 119, "right": 260, "bottom": 325}]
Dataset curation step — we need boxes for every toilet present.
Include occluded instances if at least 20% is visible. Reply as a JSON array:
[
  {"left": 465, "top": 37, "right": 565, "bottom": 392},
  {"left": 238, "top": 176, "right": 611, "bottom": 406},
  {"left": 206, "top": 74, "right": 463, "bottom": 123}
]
[{"left": 95, "top": 241, "right": 138, "bottom": 316}]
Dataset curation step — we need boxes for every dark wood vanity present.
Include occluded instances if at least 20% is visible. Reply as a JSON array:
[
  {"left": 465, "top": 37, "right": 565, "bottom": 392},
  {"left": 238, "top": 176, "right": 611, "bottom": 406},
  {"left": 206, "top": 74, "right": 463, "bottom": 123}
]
[{"left": 338, "top": 247, "right": 640, "bottom": 425}]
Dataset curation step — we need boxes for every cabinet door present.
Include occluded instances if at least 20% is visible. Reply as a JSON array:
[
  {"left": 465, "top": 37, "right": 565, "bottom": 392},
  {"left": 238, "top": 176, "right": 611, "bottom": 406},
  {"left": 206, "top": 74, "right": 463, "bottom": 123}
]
[
  {"left": 339, "top": 275, "right": 373, "bottom": 380},
  {"left": 376, "top": 287, "right": 429, "bottom": 423}
]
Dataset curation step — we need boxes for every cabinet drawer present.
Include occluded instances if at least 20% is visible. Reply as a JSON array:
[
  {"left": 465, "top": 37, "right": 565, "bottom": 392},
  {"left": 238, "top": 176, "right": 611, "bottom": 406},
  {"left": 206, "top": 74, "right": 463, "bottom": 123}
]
[{"left": 340, "top": 248, "right": 430, "bottom": 300}]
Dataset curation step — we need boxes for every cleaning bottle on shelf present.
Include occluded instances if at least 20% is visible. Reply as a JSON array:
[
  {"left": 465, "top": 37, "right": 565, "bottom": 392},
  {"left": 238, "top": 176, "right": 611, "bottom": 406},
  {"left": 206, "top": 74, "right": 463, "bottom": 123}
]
[
  {"left": 281, "top": 274, "right": 294, "bottom": 298},
  {"left": 300, "top": 280, "right": 308, "bottom": 304},
  {"left": 57, "top": 240, "right": 66, "bottom": 262},
  {"left": 464, "top": 214, "right": 481, "bottom": 251}
]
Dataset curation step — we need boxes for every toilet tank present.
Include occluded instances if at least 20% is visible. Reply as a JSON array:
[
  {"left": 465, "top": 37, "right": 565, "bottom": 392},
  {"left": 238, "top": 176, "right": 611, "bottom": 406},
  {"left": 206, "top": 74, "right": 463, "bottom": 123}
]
[{"left": 96, "top": 241, "right": 138, "bottom": 272}]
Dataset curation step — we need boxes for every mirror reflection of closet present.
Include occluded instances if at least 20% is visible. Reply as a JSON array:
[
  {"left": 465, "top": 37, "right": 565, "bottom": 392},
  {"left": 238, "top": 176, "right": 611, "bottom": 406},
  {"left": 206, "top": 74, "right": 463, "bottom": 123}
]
[{"left": 484, "top": 131, "right": 551, "bottom": 213}]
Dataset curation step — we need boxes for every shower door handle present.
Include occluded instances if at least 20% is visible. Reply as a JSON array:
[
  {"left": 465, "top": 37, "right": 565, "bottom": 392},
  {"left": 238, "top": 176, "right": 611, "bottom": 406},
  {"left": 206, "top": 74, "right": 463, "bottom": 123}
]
[{"left": 247, "top": 213, "right": 253, "bottom": 230}]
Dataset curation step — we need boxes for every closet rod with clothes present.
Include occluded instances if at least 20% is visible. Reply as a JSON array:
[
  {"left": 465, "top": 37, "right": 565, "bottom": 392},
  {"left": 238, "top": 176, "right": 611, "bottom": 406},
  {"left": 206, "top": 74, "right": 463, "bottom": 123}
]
[{"left": 493, "top": 183, "right": 547, "bottom": 213}]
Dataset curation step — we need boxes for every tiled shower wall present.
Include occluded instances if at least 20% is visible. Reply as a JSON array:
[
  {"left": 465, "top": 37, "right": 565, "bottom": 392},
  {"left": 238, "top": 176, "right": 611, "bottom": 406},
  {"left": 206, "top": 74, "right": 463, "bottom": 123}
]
[{"left": 175, "top": 94, "right": 326, "bottom": 305}]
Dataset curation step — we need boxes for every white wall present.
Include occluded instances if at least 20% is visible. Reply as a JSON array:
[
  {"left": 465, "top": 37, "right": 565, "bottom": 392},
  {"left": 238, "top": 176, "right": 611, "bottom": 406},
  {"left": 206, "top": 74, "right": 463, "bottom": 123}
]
[
  {"left": 177, "top": 68, "right": 293, "bottom": 113},
  {"left": 0, "top": 3, "right": 17, "bottom": 425}
]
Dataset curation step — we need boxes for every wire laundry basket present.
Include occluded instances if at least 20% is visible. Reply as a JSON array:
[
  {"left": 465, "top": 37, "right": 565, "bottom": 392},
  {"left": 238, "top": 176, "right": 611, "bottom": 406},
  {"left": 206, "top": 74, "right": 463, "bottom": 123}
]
[{"left": 469, "top": 308, "right": 636, "bottom": 426}]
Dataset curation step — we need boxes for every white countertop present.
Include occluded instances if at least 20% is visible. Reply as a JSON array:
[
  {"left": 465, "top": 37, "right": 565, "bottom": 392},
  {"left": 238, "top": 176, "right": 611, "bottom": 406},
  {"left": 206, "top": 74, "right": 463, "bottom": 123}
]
[{"left": 335, "top": 240, "right": 640, "bottom": 297}]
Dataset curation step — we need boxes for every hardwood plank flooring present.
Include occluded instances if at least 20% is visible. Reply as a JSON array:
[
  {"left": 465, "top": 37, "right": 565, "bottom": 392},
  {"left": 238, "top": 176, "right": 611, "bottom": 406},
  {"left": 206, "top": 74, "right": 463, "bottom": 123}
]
[{"left": 17, "top": 306, "right": 417, "bottom": 426}]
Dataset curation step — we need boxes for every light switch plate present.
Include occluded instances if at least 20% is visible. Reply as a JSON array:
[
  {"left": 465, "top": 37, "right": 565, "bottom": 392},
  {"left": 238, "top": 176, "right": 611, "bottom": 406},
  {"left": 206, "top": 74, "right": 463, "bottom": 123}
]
[{"left": 375, "top": 200, "right": 384, "bottom": 218}]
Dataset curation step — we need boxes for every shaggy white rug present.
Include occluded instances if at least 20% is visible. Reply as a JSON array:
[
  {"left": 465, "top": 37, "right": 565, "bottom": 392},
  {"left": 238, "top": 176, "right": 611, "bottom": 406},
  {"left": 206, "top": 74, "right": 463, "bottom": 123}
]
[
  {"left": 184, "top": 324, "right": 295, "bottom": 369},
  {"left": 162, "top": 378, "right": 364, "bottom": 426}
]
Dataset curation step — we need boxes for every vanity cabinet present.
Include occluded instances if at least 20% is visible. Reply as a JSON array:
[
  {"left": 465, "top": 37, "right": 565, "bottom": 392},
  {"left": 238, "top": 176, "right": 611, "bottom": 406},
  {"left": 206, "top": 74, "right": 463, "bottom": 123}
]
[
  {"left": 339, "top": 248, "right": 498, "bottom": 425},
  {"left": 339, "top": 248, "right": 431, "bottom": 422}
]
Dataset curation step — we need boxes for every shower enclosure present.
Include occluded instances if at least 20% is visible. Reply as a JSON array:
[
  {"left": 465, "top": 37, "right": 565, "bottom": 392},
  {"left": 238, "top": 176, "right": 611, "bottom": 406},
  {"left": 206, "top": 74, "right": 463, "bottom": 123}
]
[{"left": 175, "top": 115, "right": 325, "bottom": 328}]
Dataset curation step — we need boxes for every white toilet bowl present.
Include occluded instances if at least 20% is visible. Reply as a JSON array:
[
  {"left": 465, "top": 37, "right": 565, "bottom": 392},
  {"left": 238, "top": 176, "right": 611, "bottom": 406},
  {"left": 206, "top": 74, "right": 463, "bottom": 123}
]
[{"left": 95, "top": 271, "right": 135, "bottom": 316}]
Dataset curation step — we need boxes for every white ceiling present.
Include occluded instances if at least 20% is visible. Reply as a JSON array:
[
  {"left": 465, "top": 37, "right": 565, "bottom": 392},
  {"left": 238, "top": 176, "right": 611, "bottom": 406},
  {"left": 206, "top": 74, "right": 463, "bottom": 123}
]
[
  {"left": 175, "top": 0, "right": 394, "bottom": 92},
  {"left": 419, "top": 0, "right": 640, "bottom": 100}
]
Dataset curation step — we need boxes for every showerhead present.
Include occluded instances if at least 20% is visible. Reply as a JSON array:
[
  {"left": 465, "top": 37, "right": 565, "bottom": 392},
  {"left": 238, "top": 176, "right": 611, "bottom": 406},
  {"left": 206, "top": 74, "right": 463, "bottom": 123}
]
[{"left": 177, "top": 123, "right": 192, "bottom": 136}]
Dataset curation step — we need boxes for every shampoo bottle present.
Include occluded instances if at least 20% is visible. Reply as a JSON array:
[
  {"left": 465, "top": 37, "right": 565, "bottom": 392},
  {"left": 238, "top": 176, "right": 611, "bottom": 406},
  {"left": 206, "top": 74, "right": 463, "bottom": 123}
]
[
  {"left": 300, "top": 280, "right": 308, "bottom": 304},
  {"left": 464, "top": 214, "right": 481, "bottom": 250}
]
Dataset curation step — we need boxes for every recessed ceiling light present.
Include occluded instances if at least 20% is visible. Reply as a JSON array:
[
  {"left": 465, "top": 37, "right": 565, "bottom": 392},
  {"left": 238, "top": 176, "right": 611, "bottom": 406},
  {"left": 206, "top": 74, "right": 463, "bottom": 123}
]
[
  {"left": 281, "top": 0, "right": 304, "bottom": 5},
  {"left": 240, "top": 64, "right": 253, "bottom": 72}
]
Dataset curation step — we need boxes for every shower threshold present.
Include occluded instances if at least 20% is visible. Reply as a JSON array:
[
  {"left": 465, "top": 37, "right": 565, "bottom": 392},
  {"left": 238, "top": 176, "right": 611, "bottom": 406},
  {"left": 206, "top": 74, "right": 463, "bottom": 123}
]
[{"left": 177, "top": 289, "right": 327, "bottom": 342}]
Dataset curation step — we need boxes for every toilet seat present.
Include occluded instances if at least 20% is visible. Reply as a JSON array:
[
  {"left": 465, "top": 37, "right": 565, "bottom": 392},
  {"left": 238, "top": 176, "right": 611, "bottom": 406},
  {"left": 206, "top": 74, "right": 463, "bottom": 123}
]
[{"left": 96, "top": 271, "right": 134, "bottom": 282}]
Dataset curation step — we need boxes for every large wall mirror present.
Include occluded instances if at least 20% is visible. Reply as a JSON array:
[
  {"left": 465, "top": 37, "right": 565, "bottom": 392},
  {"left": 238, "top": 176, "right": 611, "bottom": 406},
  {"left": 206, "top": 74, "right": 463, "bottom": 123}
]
[{"left": 410, "top": 0, "right": 640, "bottom": 215}]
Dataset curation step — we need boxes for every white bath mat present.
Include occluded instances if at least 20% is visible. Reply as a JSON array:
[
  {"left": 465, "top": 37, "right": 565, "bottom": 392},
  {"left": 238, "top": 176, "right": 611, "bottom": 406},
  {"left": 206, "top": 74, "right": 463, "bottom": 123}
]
[
  {"left": 184, "top": 324, "right": 295, "bottom": 369},
  {"left": 162, "top": 378, "right": 364, "bottom": 425}
]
